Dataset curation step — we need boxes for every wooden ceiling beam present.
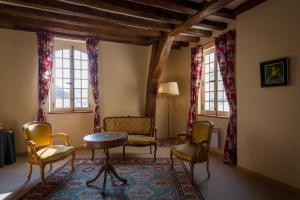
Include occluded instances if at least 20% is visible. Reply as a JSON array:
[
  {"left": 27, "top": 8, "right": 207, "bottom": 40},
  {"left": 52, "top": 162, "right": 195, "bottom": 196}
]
[
  {"left": 213, "top": 8, "right": 236, "bottom": 19},
  {"left": 60, "top": 0, "right": 187, "bottom": 24},
  {"left": 185, "top": 28, "right": 212, "bottom": 37},
  {"left": 0, "top": 0, "right": 173, "bottom": 32},
  {"left": 175, "top": 35, "right": 200, "bottom": 43},
  {"left": 169, "top": 0, "right": 233, "bottom": 36},
  {"left": 197, "top": 19, "right": 228, "bottom": 30},
  {"left": 233, "top": 0, "right": 267, "bottom": 16},
  {"left": 173, "top": 41, "right": 189, "bottom": 47}
]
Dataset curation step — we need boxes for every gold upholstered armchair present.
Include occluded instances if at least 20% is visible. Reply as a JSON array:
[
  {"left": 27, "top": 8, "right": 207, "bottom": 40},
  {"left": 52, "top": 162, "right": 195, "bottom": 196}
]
[
  {"left": 23, "top": 121, "right": 75, "bottom": 185},
  {"left": 170, "top": 120, "right": 213, "bottom": 184}
]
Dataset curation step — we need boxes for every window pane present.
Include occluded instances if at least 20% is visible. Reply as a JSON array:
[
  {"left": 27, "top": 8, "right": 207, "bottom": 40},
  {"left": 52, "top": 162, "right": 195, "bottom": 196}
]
[
  {"left": 74, "top": 50, "right": 81, "bottom": 60},
  {"left": 209, "top": 72, "right": 214, "bottom": 81},
  {"left": 209, "top": 92, "right": 214, "bottom": 101},
  {"left": 205, "top": 102, "right": 209, "bottom": 110},
  {"left": 205, "top": 92, "right": 209, "bottom": 101},
  {"left": 205, "top": 83, "right": 209, "bottom": 91},
  {"left": 63, "top": 99, "right": 70, "bottom": 108},
  {"left": 205, "top": 55, "right": 209, "bottom": 64},
  {"left": 218, "top": 91, "right": 224, "bottom": 101},
  {"left": 74, "top": 80, "right": 81, "bottom": 88},
  {"left": 74, "top": 89, "right": 81, "bottom": 98},
  {"left": 56, "top": 99, "right": 62, "bottom": 108},
  {"left": 63, "top": 69, "right": 70, "bottom": 78},
  {"left": 74, "top": 99, "right": 81, "bottom": 107},
  {"left": 63, "top": 79, "right": 70, "bottom": 88},
  {"left": 210, "top": 53, "right": 214, "bottom": 63},
  {"left": 82, "top": 61, "right": 88, "bottom": 70},
  {"left": 82, "top": 70, "right": 88, "bottom": 79},
  {"left": 63, "top": 89, "right": 70, "bottom": 98},
  {"left": 55, "top": 87, "right": 63, "bottom": 98},
  {"left": 218, "top": 81, "right": 224, "bottom": 90},
  {"left": 63, "top": 59, "right": 70, "bottom": 68},
  {"left": 63, "top": 49, "right": 70, "bottom": 58},
  {"left": 82, "top": 99, "right": 88, "bottom": 108},
  {"left": 224, "top": 102, "right": 229, "bottom": 112},
  {"left": 55, "top": 58, "right": 62, "bottom": 68},
  {"left": 56, "top": 68, "right": 62, "bottom": 78},
  {"left": 55, "top": 50, "right": 62, "bottom": 58},
  {"left": 209, "top": 63, "right": 214, "bottom": 72},
  {"left": 74, "top": 60, "right": 81, "bottom": 69},
  {"left": 209, "top": 102, "right": 214, "bottom": 110},
  {"left": 82, "top": 80, "right": 88, "bottom": 89},
  {"left": 218, "top": 71, "right": 222, "bottom": 80},
  {"left": 82, "top": 89, "right": 88, "bottom": 98},
  {"left": 75, "top": 70, "right": 81, "bottom": 79},
  {"left": 205, "top": 74, "right": 209, "bottom": 82},
  {"left": 55, "top": 79, "right": 63, "bottom": 88},
  {"left": 205, "top": 64, "right": 209, "bottom": 73},
  {"left": 209, "top": 82, "right": 214, "bottom": 91},
  {"left": 82, "top": 53, "right": 88, "bottom": 60},
  {"left": 218, "top": 102, "right": 224, "bottom": 111}
]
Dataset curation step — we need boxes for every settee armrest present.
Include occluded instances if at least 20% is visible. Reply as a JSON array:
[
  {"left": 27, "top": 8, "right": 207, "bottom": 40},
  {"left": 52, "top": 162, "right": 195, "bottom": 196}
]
[{"left": 52, "top": 132, "right": 70, "bottom": 146}]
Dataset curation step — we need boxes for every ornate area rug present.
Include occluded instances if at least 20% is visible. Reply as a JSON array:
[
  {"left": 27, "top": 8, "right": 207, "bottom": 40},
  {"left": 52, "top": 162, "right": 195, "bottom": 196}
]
[{"left": 18, "top": 158, "right": 205, "bottom": 200}]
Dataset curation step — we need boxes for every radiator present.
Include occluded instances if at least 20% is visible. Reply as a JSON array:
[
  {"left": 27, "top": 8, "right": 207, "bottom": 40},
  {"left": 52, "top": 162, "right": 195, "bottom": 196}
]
[{"left": 210, "top": 126, "right": 220, "bottom": 150}]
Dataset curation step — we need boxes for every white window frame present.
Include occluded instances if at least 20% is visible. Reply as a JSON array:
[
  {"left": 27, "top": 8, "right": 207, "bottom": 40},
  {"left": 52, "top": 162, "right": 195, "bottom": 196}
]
[
  {"left": 50, "top": 46, "right": 90, "bottom": 113},
  {"left": 198, "top": 46, "right": 230, "bottom": 117}
]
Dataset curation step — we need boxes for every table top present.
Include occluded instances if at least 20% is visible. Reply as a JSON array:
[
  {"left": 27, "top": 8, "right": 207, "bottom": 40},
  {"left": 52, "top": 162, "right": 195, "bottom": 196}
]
[{"left": 83, "top": 132, "right": 128, "bottom": 149}]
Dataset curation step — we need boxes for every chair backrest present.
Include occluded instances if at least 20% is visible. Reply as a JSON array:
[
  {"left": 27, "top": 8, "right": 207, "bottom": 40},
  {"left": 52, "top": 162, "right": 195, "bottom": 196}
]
[
  {"left": 23, "top": 121, "right": 52, "bottom": 148},
  {"left": 104, "top": 116, "right": 154, "bottom": 135},
  {"left": 192, "top": 120, "right": 214, "bottom": 145}
]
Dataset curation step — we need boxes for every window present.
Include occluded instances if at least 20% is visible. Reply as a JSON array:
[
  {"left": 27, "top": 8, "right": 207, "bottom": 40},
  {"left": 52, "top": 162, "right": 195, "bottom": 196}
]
[
  {"left": 199, "top": 47, "right": 229, "bottom": 117},
  {"left": 50, "top": 47, "right": 89, "bottom": 112}
]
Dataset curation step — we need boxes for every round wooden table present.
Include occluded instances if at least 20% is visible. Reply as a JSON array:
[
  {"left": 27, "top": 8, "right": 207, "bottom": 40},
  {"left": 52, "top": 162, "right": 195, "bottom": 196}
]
[{"left": 83, "top": 132, "right": 128, "bottom": 196}]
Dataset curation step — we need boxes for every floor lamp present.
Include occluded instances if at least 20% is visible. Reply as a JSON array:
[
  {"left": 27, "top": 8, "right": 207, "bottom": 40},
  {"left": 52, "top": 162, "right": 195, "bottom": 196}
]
[{"left": 158, "top": 82, "right": 179, "bottom": 145}]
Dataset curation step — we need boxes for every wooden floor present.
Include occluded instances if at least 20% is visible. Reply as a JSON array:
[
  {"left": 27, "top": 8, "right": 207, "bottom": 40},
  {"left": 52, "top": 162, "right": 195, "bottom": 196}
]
[{"left": 0, "top": 147, "right": 299, "bottom": 200}]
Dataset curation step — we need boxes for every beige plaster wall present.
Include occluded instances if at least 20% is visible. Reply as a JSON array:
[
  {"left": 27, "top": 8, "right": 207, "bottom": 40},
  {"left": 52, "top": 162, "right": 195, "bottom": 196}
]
[
  {"left": 0, "top": 29, "right": 151, "bottom": 153},
  {"left": 236, "top": 0, "right": 300, "bottom": 189}
]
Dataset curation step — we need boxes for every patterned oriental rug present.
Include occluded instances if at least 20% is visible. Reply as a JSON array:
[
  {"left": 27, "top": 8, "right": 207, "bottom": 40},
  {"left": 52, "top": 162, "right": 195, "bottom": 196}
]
[{"left": 18, "top": 158, "right": 205, "bottom": 200}]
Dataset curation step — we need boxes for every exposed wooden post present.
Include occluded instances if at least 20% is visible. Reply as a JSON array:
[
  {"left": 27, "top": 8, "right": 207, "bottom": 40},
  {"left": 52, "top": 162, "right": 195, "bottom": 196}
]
[{"left": 145, "top": 36, "right": 174, "bottom": 118}]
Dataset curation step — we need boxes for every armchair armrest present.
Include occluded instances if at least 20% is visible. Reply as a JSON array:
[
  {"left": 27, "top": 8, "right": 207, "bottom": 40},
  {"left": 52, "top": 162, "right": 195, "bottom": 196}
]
[
  {"left": 25, "top": 140, "right": 39, "bottom": 162},
  {"left": 176, "top": 131, "right": 188, "bottom": 144},
  {"left": 52, "top": 133, "right": 70, "bottom": 146}
]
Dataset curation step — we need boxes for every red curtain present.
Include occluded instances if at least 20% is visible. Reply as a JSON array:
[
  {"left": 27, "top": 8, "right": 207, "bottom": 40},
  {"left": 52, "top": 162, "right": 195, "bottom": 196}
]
[
  {"left": 215, "top": 30, "right": 237, "bottom": 164},
  {"left": 86, "top": 38, "right": 101, "bottom": 131},
  {"left": 37, "top": 32, "right": 54, "bottom": 122},
  {"left": 187, "top": 46, "right": 203, "bottom": 142}
]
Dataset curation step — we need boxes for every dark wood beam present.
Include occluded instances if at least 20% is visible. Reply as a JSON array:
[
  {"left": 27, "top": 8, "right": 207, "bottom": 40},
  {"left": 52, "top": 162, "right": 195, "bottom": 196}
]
[
  {"left": 60, "top": 0, "right": 187, "bottom": 24},
  {"left": 233, "top": 0, "right": 267, "bottom": 16},
  {"left": 197, "top": 19, "right": 228, "bottom": 30},
  {"left": 175, "top": 35, "right": 200, "bottom": 43},
  {"left": 169, "top": 0, "right": 233, "bottom": 36},
  {"left": 185, "top": 28, "right": 212, "bottom": 37},
  {"left": 0, "top": 4, "right": 163, "bottom": 38},
  {"left": 145, "top": 36, "right": 174, "bottom": 118},
  {"left": 172, "top": 41, "right": 189, "bottom": 49},
  {"left": 213, "top": 8, "right": 236, "bottom": 19},
  {"left": 0, "top": 0, "right": 173, "bottom": 32}
]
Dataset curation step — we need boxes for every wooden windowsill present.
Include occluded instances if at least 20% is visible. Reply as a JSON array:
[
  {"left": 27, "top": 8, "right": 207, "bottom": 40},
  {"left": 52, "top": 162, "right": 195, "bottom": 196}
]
[
  {"left": 198, "top": 114, "right": 229, "bottom": 119},
  {"left": 47, "top": 110, "right": 93, "bottom": 114}
]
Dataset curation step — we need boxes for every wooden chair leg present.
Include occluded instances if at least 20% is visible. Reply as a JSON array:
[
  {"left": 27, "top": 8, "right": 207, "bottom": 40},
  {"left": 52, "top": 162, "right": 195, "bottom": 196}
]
[
  {"left": 71, "top": 151, "right": 75, "bottom": 171},
  {"left": 190, "top": 162, "right": 194, "bottom": 185},
  {"left": 150, "top": 145, "right": 152, "bottom": 154},
  {"left": 49, "top": 163, "right": 53, "bottom": 171},
  {"left": 91, "top": 148, "right": 95, "bottom": 161},
  {"left": 39, "top": 163, "right": 46, "bottom": 186},
  {"left": 27, "top": 164, "right": 32, "bottom": 181},
  {"left": 153, "top": 144, "right": 157, "bottom": 162},
  {"left": 122, "top": 145, "right": 126, "bottom": 161},
  {"left": 170, "top": 151, "right": 174, "bottom": 169},
  {"left": 206, "top": 159, "right": 211, "bottom": 179}
]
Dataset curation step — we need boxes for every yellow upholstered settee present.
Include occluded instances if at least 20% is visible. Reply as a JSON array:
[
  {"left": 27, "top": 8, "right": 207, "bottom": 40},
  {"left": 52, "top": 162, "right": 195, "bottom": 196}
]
[
  {"left": 102, "top": 116, "right": 157, "bottom": 161},
  {"left": 23, "top": 122, "right": 75, "bottom": 185}
]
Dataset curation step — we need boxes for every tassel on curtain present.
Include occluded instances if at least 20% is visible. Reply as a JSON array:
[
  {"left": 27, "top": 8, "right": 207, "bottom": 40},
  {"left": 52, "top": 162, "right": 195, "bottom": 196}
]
[
  {"left": 37, "top": 32, "right": 54, "bottom": 122},
  {"left": 187, "top": 46, "right": 203, "bottom": 142},
  {"left": 86, "top": 38, "right": 101, "bottom": 132},
  {"left": 215, "top": 30, "right": 237, "bottom": 165}
]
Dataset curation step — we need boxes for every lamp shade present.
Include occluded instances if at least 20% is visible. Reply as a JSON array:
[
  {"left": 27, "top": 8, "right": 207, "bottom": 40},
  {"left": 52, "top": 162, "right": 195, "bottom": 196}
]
[{"left": 158, "top": 82, "right": 179, "bottom": 96}]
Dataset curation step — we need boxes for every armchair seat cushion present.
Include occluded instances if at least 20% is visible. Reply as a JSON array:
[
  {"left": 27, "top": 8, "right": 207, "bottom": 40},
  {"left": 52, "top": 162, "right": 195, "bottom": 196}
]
[
  {"left": 127, "top": 135, "right": 156, "bottom": 145},
  {"left": 36, "top": 145, "right": 75, "bottom": 163},
  {"left": 171, "top": 144, "right": 207, "bottom": 162}
]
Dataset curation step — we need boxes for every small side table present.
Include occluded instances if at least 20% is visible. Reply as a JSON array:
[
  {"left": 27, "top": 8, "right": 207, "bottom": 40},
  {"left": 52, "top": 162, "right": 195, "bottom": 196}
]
[
  {"left": 0, "top": 129, "right": 16, "bottom": 168},
  {"left": 83, "top": 132, "right": 128, "bottom": 196}
]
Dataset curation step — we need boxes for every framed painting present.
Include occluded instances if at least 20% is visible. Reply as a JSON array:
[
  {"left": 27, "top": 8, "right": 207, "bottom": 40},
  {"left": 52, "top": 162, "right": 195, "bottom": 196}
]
[{"left": 260, "top": 58, "right": 288, "bottom": 87}]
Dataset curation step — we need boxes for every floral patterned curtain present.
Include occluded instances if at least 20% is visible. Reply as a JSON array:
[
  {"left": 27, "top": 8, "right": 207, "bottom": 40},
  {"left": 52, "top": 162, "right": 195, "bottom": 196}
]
[
  {"left": 215, "top": 30, "right": 237, "bottom": 165},
  {"left": 86, "top": 38, "right": 101, "bottom": 131},
  {"left": 37, "top": 32, "right": 54, "bottom": 122},
  {"left": 187, "top": 46, "right": 203, "bottom": 142}
]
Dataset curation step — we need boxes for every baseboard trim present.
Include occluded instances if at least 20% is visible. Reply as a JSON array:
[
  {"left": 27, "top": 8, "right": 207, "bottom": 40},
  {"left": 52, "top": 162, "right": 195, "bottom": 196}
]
[
  {"left": 237, "top": 165, "right": 300, "bottom": 194},
  {"left": 209, "top": 149, "right": 223, "bottom": 158}
]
